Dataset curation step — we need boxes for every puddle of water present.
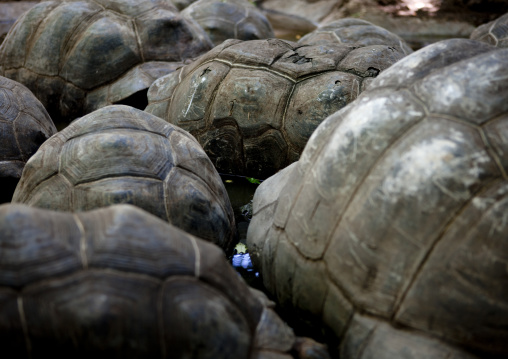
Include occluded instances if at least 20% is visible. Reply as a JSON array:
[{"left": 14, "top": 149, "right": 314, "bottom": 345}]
[{"left": 221, "top": 173, "right": 265, "bottom": 289}]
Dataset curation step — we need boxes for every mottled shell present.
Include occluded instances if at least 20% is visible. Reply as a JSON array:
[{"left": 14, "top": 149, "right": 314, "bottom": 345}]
[
  {"left": 146, "top": 38, "right": 406, "bottom": 179},
  {"left": 298, "top": 18, "right": 414, "bottom": 56},
  {"left": 0, "top": 203, "right": 295, "bottom": 359},
  {"left": 0, "top": 76, "right": 56, "bottom": 203},
  {"left": 247, "top": 39, "right": 508, "bottom": 358},
  {"left": 181, "top": 0, "right": 274, "bottom": 46},
  {"left": 0, "top": 0, "right": 212, "bottom": 124},
  {"left": 12, "top": 105, "right": 236, "bottom": 252},
  {"left": 470, "top": 12, "right": 508, "bottom": 47}
]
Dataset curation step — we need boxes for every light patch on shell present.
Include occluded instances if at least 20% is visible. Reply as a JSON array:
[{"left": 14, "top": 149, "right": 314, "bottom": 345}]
[
  {"left": 313, "top": 93, "right": 424, "bottom": 200},
  {"left": 183, "top": 75, "right": 207, "bottom": 117},
  {"left": 472, "top": 183, "right": 508, "bottom": 211},
  {"left": 380, "top": 135, "right": 491, "bottom": 204}
]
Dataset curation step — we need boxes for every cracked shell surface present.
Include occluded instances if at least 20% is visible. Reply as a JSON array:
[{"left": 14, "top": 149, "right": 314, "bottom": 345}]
[
  {"left": 12, "top": 105, "right": 236, "bottom": 253},
  {"left": 0, "top": 203, "right": 296, "bottom": 358},
  {"left": 247, "top": 39, "right": 508, "bottom": 358},
  {"left": 0, "top": 76, "right": 56, "bottom": 203},
  {"left": 181, "top": 0, "right": 274, "bottom": 46},
  {"left": 0, "top": 0, "right": 212, "bottom": 125},
  {"left": 146, "top": 38, "right": 407, "bottom": 179}
]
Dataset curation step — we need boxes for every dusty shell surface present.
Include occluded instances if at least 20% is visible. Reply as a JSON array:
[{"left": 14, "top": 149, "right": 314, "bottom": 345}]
[
  {"left": 298, "top": 18, "right": 414, "bottom": 56},
  {"left": 247, "top": 39, "right": 508, "bottom": 358},
  {"left": 182, "top": 0, "right": 274, "bottom": 46},
  {"left": 0, "top": 75, "right": 56, "bottom": 203},
  {"left": 146, "top": 38, "right": 407, "bottom": 179},
  {"left": 12, "top": 105, "right": 236, "bottom": 253},
  {"left": 0, "top": 0, "right": 212, "bottom": 124},
  {"left": 0, "top": 203, "right": 296, "bottom": 359},
  {"left": 470, "top": 12, "right": 508, "bottom": 47}
]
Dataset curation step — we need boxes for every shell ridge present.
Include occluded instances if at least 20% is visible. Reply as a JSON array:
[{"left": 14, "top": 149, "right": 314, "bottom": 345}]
[
  {"left": 11, "top": 112, "right": 25, "bottom": 161},
  {"left": 58, "top": 5, "right": 104, "bottom": 73},
  {"left": 198, "top": 63, "right": 233, "bottom": 130},
  {"left": 320, "top": 107, "right": 427, "bottom": 256},
  {"left": 479, "top": 126, "right": 508, "bottom": 180},
  {"left": 189, "top": 236, "right": 200, "bottom": 277},
  {"left": 280, "top": 82, "right": 296, "bottom": 156},
  {"left": 17, "top": 296, "right": 32, "bottom": 357},
  {"left": 22, "top": 2, "right": 62, "bottom": 69},
  {"left": 131, "top": 18, "right": 145, "bottom": 63},
  {"left": 162, "top": 167, "right": 174, "bottom": 223},
  {"left": 391, "top": 177, "right": 505, "bottom": 320},
  {"left": 214, "top": 58, "right": 297, "bottom": 83},
  {"left": 63, "top": 125, "right": 172, "bottom": 143},
  {"left": 72, "top": 173, "right": 162, "bottom": 187},
  {"left": 72, "top": 213, "right": 88, "bottom": 269},
  {"left": 15, "top": 172, "right": 60, "bottom": 204}
]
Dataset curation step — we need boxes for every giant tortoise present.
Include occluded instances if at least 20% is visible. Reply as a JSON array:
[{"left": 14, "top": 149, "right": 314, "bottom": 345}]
[
  {"left": 470, "top": 11, "right": 508, "bottom": 47},
  {"left": 298, "top": 18, "right": 413, "bottom": 56},
  {"left": 12, "top": 105, "right": 236, "bottom": 253},
  {"left": 247, "top": 39, "right": 508, "bottom": 358},
  {"left": 181, "top": 0, "right": 274, "bottom": 46},
  {"left": 146, "top": 38, "right": 407, "bottom": 178},
  {"left": 0, "top": 0, "right": 212, "bottom": 125},
  {"left": 0, "top": 203, "right": 327, "bottom": 359},
  {"left": 0, "top": 75, "right": 56, "bottom": 203}
]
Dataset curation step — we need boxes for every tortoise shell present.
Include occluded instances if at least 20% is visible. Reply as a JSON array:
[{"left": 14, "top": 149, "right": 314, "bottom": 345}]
[
  {"left": 247, "top": 39, "right": 508, "bottom": 358},
  {"left": 470, "top": 12, "right": 508, "bottom": 48},
  {"left": 173, "top": 0, "right": 198, "bottom": 10},
  {"left": 181, "top": 0, "right": 274, "bottom": 46},
  {"left": 12, "top": 105, "right": 236, "bottom": 253},
  {"left": 0, "top": 203, "right": 296, "bottom": 359},
  {"left": 298, "top": 18, "right": 413, "bottom": 56},
  {"left": 146, "top": 38, "right": 406, "bottom": 179},
  {"left": 0, "top": 0, "right": 212, "bottom": 125},
  {"left": 0, "top": 75, "right": 56, "bottom": 203},
  {"left": 84, "top": 61, "right": 188, "bottom": 114}
]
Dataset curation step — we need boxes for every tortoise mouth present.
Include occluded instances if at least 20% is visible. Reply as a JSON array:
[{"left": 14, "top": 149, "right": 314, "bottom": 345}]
[{"left": 113, "top": 89, "right": 149, "bottom": 111}]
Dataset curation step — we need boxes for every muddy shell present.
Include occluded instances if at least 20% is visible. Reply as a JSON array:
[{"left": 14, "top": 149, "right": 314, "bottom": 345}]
[
  {"left": 0, "top": 203, "right": 296, "bottom": 359},
  {"left": 146, "top": 38, "right": 407, "bottom": 179},
  {"left": 247, "top": 39, "right": 508, "bottom": 358},
  {"left": 0, "top": 75, "right": 56, "bottom": 203},
  {"left": 12, "top": 105, "right": 236, "bottom": 253},
  {"left": 181, "top": 0, "right": 274, "bottom": 46},
  {"left": 298, "top": 18, "right": 413, "bottom": 55},
  {"left": 470, "top": 12, "right": 508, "bottom": 47},
  {"left": 0, "top": 0, "right": 212, "bottom": 125}
]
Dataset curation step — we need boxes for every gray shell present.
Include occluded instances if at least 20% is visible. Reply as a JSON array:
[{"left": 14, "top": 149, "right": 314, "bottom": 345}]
[
  {"left": 0, "top": 203, "right": 296, "bottom": 359},
  {"left": 0, "top": 75, "right": 56, "bottom": 202},
  {"left": 85, "top": 61, "right": 188, "bottom": 114},
  {"left": 0, "top": 0, "right": 212, "bottom": 125},
  {"left": 470, "top": 12, "right": 508, "bottom": 47},
  {"left": 298, "top": 18, "right": 414, "bottom": 56},
  {"left": 247, "top": 39, "right": 508, "bottom": 358},
  {"left": 146, "top": 38, "right": 407, "bottom": 179},
  {"left": 181, "top": 0, "right": 274, "bottom": 46},
  {"left": 12, "top": 105, "right": 236, "bottom": 253}
]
